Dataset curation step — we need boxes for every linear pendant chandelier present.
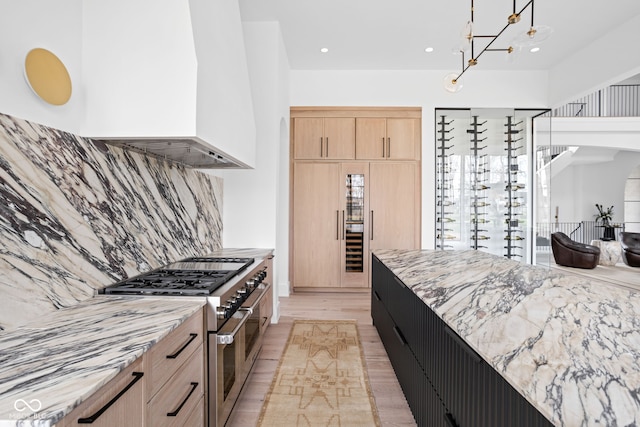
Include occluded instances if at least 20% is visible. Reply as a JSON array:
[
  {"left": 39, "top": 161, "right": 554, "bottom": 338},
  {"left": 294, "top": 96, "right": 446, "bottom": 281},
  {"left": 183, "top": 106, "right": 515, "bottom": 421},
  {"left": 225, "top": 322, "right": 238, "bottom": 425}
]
[{"left": 444, "top": 0, "right": 552, "bottom": 93}]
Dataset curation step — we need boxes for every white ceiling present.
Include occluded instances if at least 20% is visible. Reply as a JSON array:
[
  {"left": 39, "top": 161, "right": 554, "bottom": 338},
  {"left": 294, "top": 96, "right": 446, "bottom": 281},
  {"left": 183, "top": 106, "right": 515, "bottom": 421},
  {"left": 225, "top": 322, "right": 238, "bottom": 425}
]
[{"left": 239, "top": 0, "right": 640, "bottom": 75}]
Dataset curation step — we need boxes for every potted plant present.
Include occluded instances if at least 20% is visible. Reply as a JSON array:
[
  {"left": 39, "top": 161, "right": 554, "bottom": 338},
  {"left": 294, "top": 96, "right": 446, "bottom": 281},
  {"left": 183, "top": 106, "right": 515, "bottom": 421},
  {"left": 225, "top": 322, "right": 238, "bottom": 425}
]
[{"left": 595, "top": 204, "right": 615, "bottom": 240}]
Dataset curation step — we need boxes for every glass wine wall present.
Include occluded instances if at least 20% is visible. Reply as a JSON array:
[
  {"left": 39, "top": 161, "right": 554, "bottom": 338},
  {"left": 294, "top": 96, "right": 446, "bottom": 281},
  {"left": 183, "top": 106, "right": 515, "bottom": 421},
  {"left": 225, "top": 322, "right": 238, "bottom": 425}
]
[{"left": 436, "top": 109, "right": 543, "bottom": 261}]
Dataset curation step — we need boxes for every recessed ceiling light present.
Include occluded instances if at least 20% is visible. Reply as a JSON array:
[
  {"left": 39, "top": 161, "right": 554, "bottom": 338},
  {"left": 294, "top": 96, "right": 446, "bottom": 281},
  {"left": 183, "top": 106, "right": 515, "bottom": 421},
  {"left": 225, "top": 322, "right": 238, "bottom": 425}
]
[
  {"left": 425, "top": 47, "right": 434, "bottom": 53},
  {"left": 320, "top": 47, "right": 329, "bottom": 53},
  {"left": 530, "top": 47, "right": 540, "bottom": 53}
]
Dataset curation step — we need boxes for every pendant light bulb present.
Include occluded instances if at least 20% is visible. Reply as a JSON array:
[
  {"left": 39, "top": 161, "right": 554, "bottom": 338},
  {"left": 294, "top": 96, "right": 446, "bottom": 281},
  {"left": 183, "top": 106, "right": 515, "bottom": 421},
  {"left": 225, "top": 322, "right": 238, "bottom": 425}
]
[
  {"left": 443, "top": 73, "right": 463, "bottom": 93},
  {"left": 458, "top": 20, "right": 473, "bottom": 53},
  {"left": 461, "top": 20, "right": 474, "bottom": 41},
  {"left": 512, "top": 24, "right": 553, "bottom": 48}
]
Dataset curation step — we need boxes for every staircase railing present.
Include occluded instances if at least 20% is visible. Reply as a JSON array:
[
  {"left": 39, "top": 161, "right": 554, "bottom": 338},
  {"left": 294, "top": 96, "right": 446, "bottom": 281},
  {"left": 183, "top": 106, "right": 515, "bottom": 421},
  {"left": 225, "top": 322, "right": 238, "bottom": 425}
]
[{"left": 551, "top": 84, "right": 640, "bottom": 117}]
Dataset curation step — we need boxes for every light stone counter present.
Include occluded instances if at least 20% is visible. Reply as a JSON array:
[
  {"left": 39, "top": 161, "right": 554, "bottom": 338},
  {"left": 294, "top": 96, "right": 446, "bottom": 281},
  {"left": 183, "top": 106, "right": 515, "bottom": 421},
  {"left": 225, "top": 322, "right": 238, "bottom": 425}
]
[
  {"left": 374, "top": 249, "right": 640, "bottom": 427},
  {"left": 206, "top": 247, "right": 274, "bottom": 260},
  {"left": 0, "top": 296, "right": 205, "bottom": 427}
]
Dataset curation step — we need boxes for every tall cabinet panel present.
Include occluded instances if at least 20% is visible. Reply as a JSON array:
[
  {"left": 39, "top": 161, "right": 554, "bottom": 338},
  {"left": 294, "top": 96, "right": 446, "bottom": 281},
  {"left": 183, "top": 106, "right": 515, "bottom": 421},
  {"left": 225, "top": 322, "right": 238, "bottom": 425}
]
[
  {"left": 293, "top": 162, "right": 341, "bottom": 288},
  {"left": 291, "top": 107, "right": 421, "bottom": 291},
  {"left": 370, "top": 162, "right": 419, "bottom": 250}
]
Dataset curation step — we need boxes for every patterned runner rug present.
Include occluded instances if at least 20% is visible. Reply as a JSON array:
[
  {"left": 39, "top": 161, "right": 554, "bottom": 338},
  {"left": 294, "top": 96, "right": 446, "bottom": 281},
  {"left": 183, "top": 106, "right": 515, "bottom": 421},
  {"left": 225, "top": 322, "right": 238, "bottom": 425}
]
[{"left": 258, "top": 320, "right": 381, "bottom": 427}]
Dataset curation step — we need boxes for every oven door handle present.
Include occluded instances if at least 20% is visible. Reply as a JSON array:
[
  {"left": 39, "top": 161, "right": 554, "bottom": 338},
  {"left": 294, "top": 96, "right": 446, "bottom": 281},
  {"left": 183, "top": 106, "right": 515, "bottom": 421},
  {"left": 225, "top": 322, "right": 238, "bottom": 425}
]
[
  {"left": 216, "top": 309, "right": 251, "bottom": 345},
  {"left": 240, "top": 283, "right": 270, "bottom": 312}
]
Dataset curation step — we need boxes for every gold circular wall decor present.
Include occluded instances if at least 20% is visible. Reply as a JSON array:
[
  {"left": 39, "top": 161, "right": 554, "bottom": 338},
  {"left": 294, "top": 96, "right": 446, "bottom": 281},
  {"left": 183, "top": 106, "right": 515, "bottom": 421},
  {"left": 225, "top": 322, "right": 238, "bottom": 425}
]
[{"left": 24, "top": 48, "right": 72, "bottom": 105}]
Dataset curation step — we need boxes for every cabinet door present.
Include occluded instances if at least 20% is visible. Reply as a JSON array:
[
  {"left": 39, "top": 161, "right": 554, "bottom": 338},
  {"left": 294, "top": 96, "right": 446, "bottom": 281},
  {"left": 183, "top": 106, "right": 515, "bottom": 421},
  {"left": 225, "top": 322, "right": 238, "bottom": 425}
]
[
  {"left": 386, "top": 118, "right": 419, "bottom": 160},
  {"left": 355, "top": 118, "right": 386, "bottom": 159},
  {"left": 324, "top": 118, "right": 355, "bottom": 159},
  {"left": 293, "top": 118, "right": 324, "bottom": 159},
  {"left": 56, "top": 359, "right": 144, "bottom": 427},
  {"left": 293, "top": 162, "right": 341, "bottom": 287},
  {"left": 370, "top": 162, "right": 420, "bottom": 250},
  {"left": 340, "top": 163, "right": 370, "bottom": 287}
]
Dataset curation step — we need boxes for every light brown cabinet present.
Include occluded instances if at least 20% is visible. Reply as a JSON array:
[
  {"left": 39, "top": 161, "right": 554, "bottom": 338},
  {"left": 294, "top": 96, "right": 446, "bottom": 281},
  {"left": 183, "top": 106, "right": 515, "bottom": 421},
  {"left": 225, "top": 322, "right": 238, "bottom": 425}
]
[
  {"left": 356, "top": 118, "right": 420, "bottom": 160},
  {"left": 293, "top": 117, "right": 355, "bottom": 159},
  {"left": 293, "top": 162, "right": 341, "bottom": 288},
  {"left": 369, "top": 162, "right": 420, "bottom": 250},
  {"left": 292, "top": 161, "right": 419, "bottom": 290},
  {"left": 55, "top": 358, "right": 144, "bottom": 427},
  {"left": 291, "top": 107, "right": 421, "bottom": 291},
  {"left": 55, "top": 309, "right": 205, "bottom": 427},
  {"left": 145, "top": 309, "right": 205, "bottom": 427}
]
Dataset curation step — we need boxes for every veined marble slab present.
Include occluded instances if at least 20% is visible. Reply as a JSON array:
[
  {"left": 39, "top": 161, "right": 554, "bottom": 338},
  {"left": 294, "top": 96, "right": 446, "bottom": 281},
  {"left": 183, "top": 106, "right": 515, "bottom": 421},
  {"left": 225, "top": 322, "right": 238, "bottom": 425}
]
[
  {"left": 0, "top": 296, "right": 205, "bottom": 427},
  {"left": 0, "top": 113, "right": 223, "bottom": 331},
  {"left": 374, "top": 249, "right": 640, "bottom": 427},
  {"left": 206, "top": 247, "right": 274, "bottom": 260}
]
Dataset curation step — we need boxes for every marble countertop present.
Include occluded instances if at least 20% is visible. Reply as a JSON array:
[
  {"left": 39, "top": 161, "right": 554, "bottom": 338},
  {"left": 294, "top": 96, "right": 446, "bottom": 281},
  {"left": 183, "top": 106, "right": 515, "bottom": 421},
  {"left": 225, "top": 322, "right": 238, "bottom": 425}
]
[
  {"left": 208, "top": 248, "right": 274, "bottom": 258},
  {"left": 0, "top": 249, "right": 273, "bottom": 426},
  {"left": 374, "top": 249, "right": 640, "bottom": 427},
  {"left": 0, "top": 296, "right": 205, "bottom": 426}
]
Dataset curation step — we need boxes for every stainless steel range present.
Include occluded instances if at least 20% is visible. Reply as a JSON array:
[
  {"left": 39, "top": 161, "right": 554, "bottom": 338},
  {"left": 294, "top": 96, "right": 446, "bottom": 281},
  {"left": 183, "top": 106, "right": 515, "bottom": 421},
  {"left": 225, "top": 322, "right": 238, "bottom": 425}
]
[{"left": 102, "top": 255, "right": 272, "bottom": 426}]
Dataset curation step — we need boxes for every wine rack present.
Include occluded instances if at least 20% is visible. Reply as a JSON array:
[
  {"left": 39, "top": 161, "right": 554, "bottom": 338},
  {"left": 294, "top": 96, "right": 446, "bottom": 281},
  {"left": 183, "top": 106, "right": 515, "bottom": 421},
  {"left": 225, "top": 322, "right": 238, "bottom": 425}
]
[
  {"left": 504, "top": 116, "right": 525, "bottom": 259},
  {"left": 345, "top": 230, "right": 364, "bottom": 271},
  {"left": 436, "top": 115, "right": 456, "bottom": 249},
  {"left": 468, "top": 116, "right": 490, "bottom": 249},
  {"left": 345, "top": 174, "right": 365, "bottom": 272}
]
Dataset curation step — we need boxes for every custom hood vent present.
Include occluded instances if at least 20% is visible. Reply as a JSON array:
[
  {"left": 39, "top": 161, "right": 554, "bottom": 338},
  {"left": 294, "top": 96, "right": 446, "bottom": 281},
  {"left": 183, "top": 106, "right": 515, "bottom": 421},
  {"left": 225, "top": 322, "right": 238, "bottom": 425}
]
[{"left": 98, "top": 138, "right": 248, "bottom": 169}]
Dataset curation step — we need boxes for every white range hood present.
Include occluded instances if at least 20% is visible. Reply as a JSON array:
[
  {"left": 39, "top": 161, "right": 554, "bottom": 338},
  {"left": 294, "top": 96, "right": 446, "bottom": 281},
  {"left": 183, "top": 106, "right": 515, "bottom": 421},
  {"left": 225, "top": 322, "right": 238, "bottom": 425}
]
[{"left": 82, "top": 0, "right": 256, "bottom": 169}]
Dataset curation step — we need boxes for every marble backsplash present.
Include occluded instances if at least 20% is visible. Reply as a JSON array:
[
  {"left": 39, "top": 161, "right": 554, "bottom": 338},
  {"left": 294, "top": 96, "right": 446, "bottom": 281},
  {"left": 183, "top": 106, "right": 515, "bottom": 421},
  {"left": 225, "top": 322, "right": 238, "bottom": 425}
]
[{"left": 0, "top": 113, "right": 223, "bottom": 331}]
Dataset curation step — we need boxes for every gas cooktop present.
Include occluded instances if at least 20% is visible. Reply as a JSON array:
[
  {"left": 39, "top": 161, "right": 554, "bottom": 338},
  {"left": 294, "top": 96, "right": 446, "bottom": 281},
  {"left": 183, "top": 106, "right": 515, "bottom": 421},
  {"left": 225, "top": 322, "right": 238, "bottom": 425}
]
[{"left": 102, "top": 257, "right": 255, "bottom": 296}]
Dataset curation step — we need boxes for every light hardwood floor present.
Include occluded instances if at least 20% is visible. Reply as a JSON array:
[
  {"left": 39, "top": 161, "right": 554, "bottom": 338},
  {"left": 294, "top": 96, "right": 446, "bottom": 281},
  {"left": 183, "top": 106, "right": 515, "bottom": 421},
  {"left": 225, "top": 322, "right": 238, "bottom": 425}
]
[{"left": 226, "top": 291, "right": 417, "bottom": 427}]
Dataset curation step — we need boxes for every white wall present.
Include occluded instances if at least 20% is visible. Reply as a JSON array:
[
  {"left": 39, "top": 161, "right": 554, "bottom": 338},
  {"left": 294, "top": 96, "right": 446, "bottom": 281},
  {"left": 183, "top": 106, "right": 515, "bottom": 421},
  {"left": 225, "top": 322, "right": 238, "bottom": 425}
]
[
  {"left": 221, "top": 22, "right": 290, "bottom": 318},
  {"left": 551, "top": 151, "right": 640, "bottom": 224},
  {"left": 548, "top": 14, "right": 640, "bottom": 107},
  {"left": 0, "top": 0, "right": 83, "bottom": 132}
]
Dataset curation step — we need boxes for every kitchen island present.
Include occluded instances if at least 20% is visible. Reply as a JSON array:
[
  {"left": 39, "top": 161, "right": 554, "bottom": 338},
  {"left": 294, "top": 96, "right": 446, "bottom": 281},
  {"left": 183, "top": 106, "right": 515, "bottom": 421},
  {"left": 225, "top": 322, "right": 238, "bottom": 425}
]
[{"left": 373, "top": 249, "right": 640, "bottom": 427}]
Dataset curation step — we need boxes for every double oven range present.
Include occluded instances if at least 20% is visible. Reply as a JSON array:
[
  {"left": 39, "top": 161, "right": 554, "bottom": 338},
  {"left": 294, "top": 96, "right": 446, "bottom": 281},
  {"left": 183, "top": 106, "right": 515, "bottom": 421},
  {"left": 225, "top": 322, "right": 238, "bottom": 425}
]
[{"left": 101, "top": 254, "right": 272, "bottom": 426}]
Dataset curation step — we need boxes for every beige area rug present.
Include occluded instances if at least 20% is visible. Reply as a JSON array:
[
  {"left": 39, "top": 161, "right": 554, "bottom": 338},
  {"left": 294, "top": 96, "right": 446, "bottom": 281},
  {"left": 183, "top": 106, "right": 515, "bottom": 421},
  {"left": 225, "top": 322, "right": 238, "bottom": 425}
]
[{"left": 258, "top": 320, "right": 381, "bottom": 427}]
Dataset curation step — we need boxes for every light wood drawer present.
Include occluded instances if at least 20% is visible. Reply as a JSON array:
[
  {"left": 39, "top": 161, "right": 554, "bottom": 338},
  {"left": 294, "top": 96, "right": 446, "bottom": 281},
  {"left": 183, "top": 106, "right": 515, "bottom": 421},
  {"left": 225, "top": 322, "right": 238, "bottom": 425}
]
[
  {"left": 183, "top": 396, "right": 205, "bottom": 427},
  {"left": 147, "top": 343, "right": 204, "bottom": 427},
  {"left": 146, "top": 309, "right": 204, "bottom": 399},
  {"left": 55, "top": 358, "right": 144, "bottom": 427}
]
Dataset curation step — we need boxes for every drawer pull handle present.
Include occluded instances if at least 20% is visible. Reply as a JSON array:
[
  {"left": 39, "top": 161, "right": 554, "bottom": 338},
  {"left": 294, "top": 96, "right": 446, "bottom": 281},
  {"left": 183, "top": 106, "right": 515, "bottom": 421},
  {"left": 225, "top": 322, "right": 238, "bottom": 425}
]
[
  {"left": 393, "top": 276, "right": 406, "bottom": 289},
  {"left": 373, "top": 290, "right": 381, "bottom": 301},
  {"left": 444, "top": 412, "right": 458, "bottom": 427},
  {"left": 444, "top": 325, "right": 482, "bottom": 364},
  {"left": 261, "top": 316, "right": 269, "bottom": 327},
  {"left": 77, "top": 372, "right": 144, "bottom": 424},
  {"left": 167, "top": 382, "right": 198, "bottom": 417},
  {"left": 392, "top": 325, "right": 407, "bottom": 346},
  {"left": 166, "top": 333, "right": 198, "bottom": 359}
]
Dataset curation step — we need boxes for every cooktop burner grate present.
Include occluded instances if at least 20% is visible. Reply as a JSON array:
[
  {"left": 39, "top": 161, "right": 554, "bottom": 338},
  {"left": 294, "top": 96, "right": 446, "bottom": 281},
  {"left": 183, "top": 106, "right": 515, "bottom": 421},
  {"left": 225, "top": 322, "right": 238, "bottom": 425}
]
[{"left": 104, "top": 272, "right": 234, "bottom": 295}]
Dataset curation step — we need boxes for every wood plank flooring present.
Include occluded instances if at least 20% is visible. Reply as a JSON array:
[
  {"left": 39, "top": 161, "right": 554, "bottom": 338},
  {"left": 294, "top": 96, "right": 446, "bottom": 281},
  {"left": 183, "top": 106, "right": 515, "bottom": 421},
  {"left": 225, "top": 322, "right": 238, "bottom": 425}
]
[{"left": 226, "top": 291, "right": 417, "bottom": 427}]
